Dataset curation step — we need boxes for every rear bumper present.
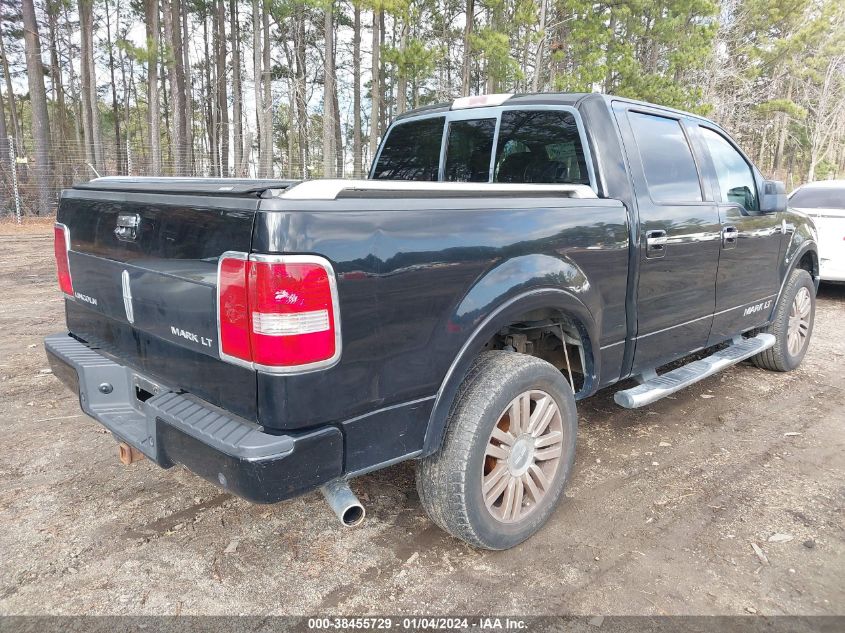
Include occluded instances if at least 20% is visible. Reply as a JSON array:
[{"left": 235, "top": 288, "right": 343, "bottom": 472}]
[{"left": 44, "top": 333, "right": 343, "bottom": 503}]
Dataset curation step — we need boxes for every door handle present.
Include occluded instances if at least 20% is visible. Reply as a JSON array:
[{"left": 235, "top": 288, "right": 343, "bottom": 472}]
[
  {"left": 722, "top": 226, "right": 739, "bottom": 249},
  {"left": 645, "top": 229, "right": 667, "bottom": 258}
]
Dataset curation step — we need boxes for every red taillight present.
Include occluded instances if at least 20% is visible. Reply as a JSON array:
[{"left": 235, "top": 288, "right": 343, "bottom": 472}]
[
  {"left": 217, "top": 253, "right": 341, "bottom": 372},
  {"left": 54, "top": 223, "right": 73, "bottom": 295},
  {"left": 218, "top": 255, "right": 251, "bottom": 362}
]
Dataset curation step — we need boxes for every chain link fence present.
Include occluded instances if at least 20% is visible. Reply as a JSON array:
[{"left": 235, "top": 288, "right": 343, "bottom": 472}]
[{"left": 0, "top": 137, "right": 363, "bottom": 222}]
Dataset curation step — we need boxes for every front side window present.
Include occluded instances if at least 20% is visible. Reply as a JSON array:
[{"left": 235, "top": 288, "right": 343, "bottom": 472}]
[
  {"left": 628, "top": 111, "right": 703, "bottom": 203},
  {"left": 494, "top": 110, "right": 590, "bottom": 185},
  {"left": 700, "top": 127, "right": 759, "bottom": 212},
  {"left": 443, "top": 118, "right": 497, "bottom": 182},
  {"left": 371, "top": 116, "right": 444, "bottom": 181}
]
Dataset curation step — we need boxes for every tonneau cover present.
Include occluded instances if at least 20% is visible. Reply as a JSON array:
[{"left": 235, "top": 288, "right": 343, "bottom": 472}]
[{"left": 74, "top": 176, "right": 298, "bottom": 196}]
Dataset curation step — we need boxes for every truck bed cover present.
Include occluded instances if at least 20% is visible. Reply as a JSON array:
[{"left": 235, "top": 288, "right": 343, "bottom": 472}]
[{"left": 74, "top": 176, "right": 298, "bottom": 196}]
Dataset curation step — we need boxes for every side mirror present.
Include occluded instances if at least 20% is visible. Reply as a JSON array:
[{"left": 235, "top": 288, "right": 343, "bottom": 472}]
[{"left": 760, "top": 180, "right": 787, "bottom": 213}]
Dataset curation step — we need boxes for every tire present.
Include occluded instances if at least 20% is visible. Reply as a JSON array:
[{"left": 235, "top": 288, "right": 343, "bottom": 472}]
[
  {"left": 752, "top": 268, "right": 815, "bottom": 372},
  {"left": 416, "top": 351, "right": 577, "bottom": 550}
]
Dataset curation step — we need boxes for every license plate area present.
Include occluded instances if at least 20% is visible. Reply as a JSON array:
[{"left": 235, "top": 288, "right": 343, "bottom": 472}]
[{"left": 131, "top": 373, "right": 166, "bottom": 409}]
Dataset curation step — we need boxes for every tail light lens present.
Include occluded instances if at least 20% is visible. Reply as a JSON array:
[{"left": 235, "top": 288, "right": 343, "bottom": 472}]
[
  {"left": 217, "top": 253, "right": 341, "bottom": 373},
  {"left": 218, "top": 254, "right": 251, "bottom": 362},
  {"left": 54, "top": 223, "right": 73, "bottom": 296}
]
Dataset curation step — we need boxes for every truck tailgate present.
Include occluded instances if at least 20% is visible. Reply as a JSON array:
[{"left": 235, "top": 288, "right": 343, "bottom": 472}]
[{"left": 57, "top": 178, "right": 292, "bottom": 421}]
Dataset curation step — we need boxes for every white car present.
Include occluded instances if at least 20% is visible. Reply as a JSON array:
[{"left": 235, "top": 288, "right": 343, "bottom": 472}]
[{"left": 789, "top": 180, "right": 845, "bottom": 282}]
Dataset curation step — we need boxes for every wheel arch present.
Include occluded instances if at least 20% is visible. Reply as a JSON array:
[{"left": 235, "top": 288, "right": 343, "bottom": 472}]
[
  {"left": 422, "top": 287, "right": 599, "bottom": 456},
  {"left": 797, "top": 248, "right": 818, "bottom": 284},
  {"left": 771, "top": 237, "right": 819, "bottom": 322}
]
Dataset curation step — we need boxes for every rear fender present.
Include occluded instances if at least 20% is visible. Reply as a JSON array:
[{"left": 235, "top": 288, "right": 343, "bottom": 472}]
[{"left": 422, "top": 254, "right": 601, "bottom": 456}]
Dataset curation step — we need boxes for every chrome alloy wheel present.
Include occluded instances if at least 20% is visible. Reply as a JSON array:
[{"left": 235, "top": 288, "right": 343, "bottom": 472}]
[
  {"left": 787, "top": 286, "right": 812, "bottom": 357},
  {"left": 482, "top": 390, "right": 563, "bottom": 523}
]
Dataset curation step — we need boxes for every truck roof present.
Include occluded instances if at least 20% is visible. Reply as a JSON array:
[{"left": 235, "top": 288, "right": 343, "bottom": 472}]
[{"left": 393, "top": 92, "right": 709, "bottom": 125}]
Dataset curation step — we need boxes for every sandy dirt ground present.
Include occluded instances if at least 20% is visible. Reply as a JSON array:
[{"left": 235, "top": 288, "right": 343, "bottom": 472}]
[{"left": 0, "top": 226, "right": 842, "bottom": 616}]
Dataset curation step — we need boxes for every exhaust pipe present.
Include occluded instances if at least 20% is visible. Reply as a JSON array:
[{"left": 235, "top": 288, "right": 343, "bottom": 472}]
[
  {"left": 320, "top": 479, "right": 365, "bottom": 527},
  {"left": 118, "top": 442, "right": 145, "bottom": 465}
]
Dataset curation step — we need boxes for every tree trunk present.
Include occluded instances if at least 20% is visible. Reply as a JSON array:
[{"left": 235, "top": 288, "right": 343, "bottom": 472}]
[
  {"left": 252, "top": 0, "right": 264, "bottom": 178},
  {"left": 368, "top": 7, "right": 381, "bottom": 165},
  {"left": 78, "top": 0, "right": 95, "bottom": 168},
  {"left": 485, "top": 4, "right": 498, "bottom": 94},
  {"left": 0, "top": 82, "right": 7, "bottom": 155},
  {"left": 323, "top": 2, "right": 336, "bottom": 177},
  {"left": 334, "top": 68, "right": 342, "bottom": 177},
  {"left": 46, "top": 2, "right": 69, "bottom": 182},
  {"left": 172, "top": 0, "right": 188, "bottom": 174},
  {"left": 216, "top": 0, "right": 229, "bottom": 176},
  {"left": 230, "top": 0, "right": 244, "bottom": 176},
  {"left": 252, "top": 0, "right": 264, "bottom": 176},
  {"left": 61, "top": 2, "right": 83, "bottom": 152},
  {"left": 0, "top": 83, "right": 9, "bottom": 188},
  {"left": 352, "top": 3, "right": 362, "bottom": 177},
  {"left": 146, "top": 0, "right": 162, "bottom": 175},
  {"left": 161, "top": 53, "right": 172, "bottom": 169},
  {"left": 163, "top": 0, "right": 187, "bottom": 174},
  {"left": 181, "top": 0, "right": 193, "bottom": 172},
  {"left": 294, "top": 5, "right": 308, "bottom": 178},
  {"left": 604, "top": 10, "right": 616, "bottom": 93},
  {"left": 461, "top": 0, "right": 474, "bottom": 96},
  {"left": 379, "top": 11, "right": 386, "bottom": 136},
  {"left": 22, "top": 0, "right": 53, "bottom": 214},
  {"left": 0, "top": 41, "right": 20, "bottom": 155},
  {"left": 46, "top": 6, "right": 66, "bottom": 150},
  {"left": 260, "top": 5, "right": 272, "bottom": 177},
  {"left": 80, "top": 0, "right": 103, "bottom": 171},
  {"left": 118, "top": 30, "right": 131, "bottom": 171},
  {"left": 104, "top": 0, "right": 124, "bottom": 174},
  {"left": 774, "top": 78, "right": 793, "bottom": 176},
  {"left": 203, "top": 15, "right": 215, "bottom": 175},
  {"left": 396, "top": 20, "right": 407, "bottom": 114}
]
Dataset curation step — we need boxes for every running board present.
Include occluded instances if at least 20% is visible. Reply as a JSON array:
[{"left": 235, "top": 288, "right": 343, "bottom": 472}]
[{"left": 614, "top": 333, "right": 776, "bottom": 409}]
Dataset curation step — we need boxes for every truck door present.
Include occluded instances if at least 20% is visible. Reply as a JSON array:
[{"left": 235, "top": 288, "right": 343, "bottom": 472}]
[
  {"left": 614, "top": 105, "right": 722, "bottom": 372},
  {"left": 693, "top": 125, "right": 785, "bottom": 344}
]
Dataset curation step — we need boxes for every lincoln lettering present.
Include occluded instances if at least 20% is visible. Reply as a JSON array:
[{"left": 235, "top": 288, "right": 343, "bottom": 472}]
[
  {"left": 73, "top": 292, "right": 98, "bottom": 306},
  {"left": 170, "top": 326, "right": 213, "bottom": 348}
]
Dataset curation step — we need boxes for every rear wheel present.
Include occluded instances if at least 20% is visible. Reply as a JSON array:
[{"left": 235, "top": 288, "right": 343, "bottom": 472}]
[
  {"left": 752, "top": 268, "right": 815, "bottom": 371},
  {"left": 416, "top": 351, "right": 577, "bottom": 550}
]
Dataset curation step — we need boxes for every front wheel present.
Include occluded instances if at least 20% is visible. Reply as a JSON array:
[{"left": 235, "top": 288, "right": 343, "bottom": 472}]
[
  {"left": 416, "top": 351, "right": 577, "bottom": 550},
  {"left": 752, "top": 268, "right": 816, "bottom": 372}
]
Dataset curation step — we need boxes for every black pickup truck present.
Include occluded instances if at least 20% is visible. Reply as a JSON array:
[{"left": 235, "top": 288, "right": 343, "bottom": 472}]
[{"left": 45, "top": 93, "right": 818, "bottom": 549}]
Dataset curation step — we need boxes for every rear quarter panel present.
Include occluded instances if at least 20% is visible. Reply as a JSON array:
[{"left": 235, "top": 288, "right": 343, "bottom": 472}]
[{"left": 252, "top": 195, "right": 630, "bottom": 441}]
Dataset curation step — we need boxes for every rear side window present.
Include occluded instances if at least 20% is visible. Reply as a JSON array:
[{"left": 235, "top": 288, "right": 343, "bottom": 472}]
[
  {"left": 443, "top": 118, "right": 496, "bottom": 182},
  {"left": 494, "top": 110, "right": 589, "bottom": 185},
  {"left": 372, "top": 116, "right": 444, "bottom": 180},
  {"left": 700, "top": 127, "right": 759, "bottom": 212},
  {"left": 789, "top": 187, "right": 845, "bottom": 209},
  {"left": 629, "top": 112, "right": 702, "bottom": 203}
]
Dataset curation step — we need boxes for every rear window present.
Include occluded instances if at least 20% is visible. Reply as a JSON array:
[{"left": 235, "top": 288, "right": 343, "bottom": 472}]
[
  {"left": 494, "top": 110, "right": 589, "bottom": 185},
  {"left": 790, "top": 187, "right": 845, "bottom": 209},
  {"left": 371, "top": 116, "right": 444, "bottom": 180},
  {"left": 443, "top": 118, "right": 497, "bottom": 182},
  {"left": 372, "top": 108, "right": 592, "bottom": 186}
]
